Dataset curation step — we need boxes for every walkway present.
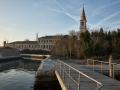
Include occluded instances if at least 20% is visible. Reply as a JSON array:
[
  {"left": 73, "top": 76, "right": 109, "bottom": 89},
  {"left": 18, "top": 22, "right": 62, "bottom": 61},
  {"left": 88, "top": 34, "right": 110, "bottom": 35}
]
[{"left": 55, "top": 60, "right": 120, "bottom": 90}]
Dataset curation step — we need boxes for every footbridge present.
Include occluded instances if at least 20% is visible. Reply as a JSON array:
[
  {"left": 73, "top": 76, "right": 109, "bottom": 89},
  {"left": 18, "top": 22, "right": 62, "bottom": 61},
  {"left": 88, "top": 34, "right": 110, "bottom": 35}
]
[{"left": 55, "top": 59, "right": 120, "bottom": 90}]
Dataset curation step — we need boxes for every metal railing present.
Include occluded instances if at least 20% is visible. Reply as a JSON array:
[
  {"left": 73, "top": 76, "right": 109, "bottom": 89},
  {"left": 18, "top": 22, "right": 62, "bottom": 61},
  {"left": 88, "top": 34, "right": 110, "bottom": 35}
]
[
  {"left": 56, "top": 59, "right": 103, "bottom": 90},
  {"left": 86, "top": 59, "right": 120, "bottom": 79}
]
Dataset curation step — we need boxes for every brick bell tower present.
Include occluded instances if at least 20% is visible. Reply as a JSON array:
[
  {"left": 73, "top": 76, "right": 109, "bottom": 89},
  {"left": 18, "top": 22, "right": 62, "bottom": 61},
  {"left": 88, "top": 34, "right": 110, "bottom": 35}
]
[{"left": 80, "top": 5, "right": 87, "bottom": 33}]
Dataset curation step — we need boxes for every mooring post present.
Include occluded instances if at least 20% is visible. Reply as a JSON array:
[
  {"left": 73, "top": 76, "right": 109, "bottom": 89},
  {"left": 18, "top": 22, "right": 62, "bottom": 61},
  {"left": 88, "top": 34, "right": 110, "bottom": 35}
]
[{"left": 109, "top": 55, "right": 113, "bottom": 78}]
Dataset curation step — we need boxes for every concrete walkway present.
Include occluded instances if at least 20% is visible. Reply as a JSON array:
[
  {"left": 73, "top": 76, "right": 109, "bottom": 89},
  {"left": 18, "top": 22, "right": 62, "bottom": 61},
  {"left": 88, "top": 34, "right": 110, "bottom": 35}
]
[{"left": 35, "top": 56, "right": 57, "bottom": 81}]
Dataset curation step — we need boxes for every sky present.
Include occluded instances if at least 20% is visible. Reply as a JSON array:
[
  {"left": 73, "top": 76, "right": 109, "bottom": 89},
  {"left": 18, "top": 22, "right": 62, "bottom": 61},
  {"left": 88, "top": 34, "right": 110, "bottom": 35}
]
[{"left": 0, "top": 0, "right": 120, "bottom": 46}]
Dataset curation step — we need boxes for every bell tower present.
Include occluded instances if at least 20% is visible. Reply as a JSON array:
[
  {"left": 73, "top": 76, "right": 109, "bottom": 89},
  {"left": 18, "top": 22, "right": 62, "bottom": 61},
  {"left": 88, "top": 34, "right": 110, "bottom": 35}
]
[{"left": 80, "top": 5, "right": 87, "bottom": 33}]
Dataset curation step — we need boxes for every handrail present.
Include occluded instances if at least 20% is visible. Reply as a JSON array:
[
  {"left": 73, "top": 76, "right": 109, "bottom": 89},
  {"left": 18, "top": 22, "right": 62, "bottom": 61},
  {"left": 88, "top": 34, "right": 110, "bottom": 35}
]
[
  {"left": 87, "top": 59, "right": 120, "bottom": 65},
  {"left": 56, "top": 59, "right": 104, "bottom": 90},
  {"left": 87, "top": 59, "right": 120, "bottom": 79}
]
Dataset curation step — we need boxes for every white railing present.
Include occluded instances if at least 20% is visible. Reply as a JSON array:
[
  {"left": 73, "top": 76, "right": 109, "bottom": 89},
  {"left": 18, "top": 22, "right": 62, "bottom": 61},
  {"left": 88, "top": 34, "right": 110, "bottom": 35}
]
[{"left": 56, "top": 59, "right": 103, "bottom": 90}]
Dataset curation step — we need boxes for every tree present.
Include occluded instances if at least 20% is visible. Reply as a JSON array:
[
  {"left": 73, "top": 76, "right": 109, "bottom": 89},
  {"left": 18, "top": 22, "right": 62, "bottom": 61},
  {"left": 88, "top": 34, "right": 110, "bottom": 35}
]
[{"left": 83, "top": 46, "right": 93, "bottom": 58}]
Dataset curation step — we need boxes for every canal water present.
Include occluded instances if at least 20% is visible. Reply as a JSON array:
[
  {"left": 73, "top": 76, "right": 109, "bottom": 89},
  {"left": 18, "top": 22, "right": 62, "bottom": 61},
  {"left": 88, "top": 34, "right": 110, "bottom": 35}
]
[{"left": 0, "top": 59, "right": 61, "bottom": 90}]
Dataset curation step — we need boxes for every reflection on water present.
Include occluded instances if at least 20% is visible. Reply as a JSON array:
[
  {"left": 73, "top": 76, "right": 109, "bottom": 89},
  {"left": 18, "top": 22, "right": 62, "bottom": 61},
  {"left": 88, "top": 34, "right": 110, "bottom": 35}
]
[
  {"left": 0, "top": 59, "right": 61, "bottom": 90},
  {"left": 19, "top": 59, "right": 41, "bottom": 71},
  {"left": 0, "top": 69, "right": 35, "bottom": 90},
  {"left": 0, "top": 59, "right": 40, "bottom": 72},
  {"left": 0, "top": 59, "right": 40, "bottom": 90}
]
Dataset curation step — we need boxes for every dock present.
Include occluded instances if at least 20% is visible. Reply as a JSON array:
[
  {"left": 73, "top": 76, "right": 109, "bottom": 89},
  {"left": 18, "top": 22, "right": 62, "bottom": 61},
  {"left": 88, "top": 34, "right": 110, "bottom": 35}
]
[{"left": 56, "top": 60, "right": 120, "bottom": 90}]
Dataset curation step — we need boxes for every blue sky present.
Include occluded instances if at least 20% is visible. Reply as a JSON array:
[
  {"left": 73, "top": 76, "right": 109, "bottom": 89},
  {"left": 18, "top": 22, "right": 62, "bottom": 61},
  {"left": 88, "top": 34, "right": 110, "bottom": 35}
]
[{"left": 0, "top": 0, "right": 120, "bottom": 46}]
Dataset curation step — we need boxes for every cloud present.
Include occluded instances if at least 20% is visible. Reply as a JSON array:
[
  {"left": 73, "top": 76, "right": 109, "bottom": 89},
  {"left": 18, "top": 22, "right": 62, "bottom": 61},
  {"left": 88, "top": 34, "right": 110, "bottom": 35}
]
[
  {"left": 53, "top": 0, "right": 79, "bottom": 23},
  {"left": 111, "top": 20, "right": 120, "bottom": 25},
  {"left": 33, "top": 2, "right": 40, "bottom": 7},
  {"left": 87, "top": 23, "right": 95, "bottom": 30},
  {"left": 63, "top": 24, "right": 79, "bottom": 32},
  {"left": 92, "top": 1, "right": 120, "bottom": 16},
  {"left": 0, "top": 17, "right": 6, "bottom": 22},
  {"left": 92, "top": 6, "right": 105, "bottom": 16},
  {"left": 110, "top": 20, "right": 120, "bottom": 29},
  {"left": 49, "top": 8, "right": 65, "bottom": 14},
  {"left": 91, "top": 11, "right": 120, "bottom": 29},
  {"left": 0, "top": 27, "right": 15, "bottom": 32}
]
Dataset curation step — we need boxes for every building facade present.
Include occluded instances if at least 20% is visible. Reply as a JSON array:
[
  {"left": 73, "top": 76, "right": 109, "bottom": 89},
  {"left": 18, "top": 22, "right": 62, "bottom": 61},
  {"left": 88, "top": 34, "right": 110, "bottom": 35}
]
[
  {"left": 38, "top": 35, "right": 62, "bottom": 51},
  {"left": 5, "top": 35, "right": 62, "bottom": 51},
  {"left": 6, "top": 41, "right": 40, "bottom": 51}
]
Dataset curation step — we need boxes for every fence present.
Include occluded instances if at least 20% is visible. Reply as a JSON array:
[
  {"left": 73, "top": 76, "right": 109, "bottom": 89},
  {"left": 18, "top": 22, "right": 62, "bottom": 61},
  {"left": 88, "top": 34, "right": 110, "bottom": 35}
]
[
  {"left": 86, "top": 59, "right": 120, "bottom": 79},
  {"left": 56, "top": 59, "right": 103, "bottom": 90}
]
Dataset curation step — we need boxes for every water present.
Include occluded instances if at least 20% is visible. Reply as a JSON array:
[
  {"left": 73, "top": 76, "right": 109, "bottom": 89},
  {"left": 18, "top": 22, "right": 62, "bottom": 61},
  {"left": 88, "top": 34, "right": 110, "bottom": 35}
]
[{"left": 0, "top": 59, "right": 61, "bottom": 90}]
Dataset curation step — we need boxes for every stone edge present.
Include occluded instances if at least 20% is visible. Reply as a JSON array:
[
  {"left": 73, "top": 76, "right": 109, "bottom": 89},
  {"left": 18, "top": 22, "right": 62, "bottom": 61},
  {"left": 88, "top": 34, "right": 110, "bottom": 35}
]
[{"left": 55, "top": 70, "right": 67, "bottom": 90}]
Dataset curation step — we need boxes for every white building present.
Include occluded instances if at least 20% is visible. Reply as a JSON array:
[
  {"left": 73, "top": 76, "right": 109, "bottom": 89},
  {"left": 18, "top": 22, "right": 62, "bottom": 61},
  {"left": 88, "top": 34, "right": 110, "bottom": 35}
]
[
  {"left": 38, "top": 35, "right": 62, "bottom": 51},
  {"left": 6, "top": 41, "right": 40, "bottom": 51},
  {"left": 5, "top": 35, "right": 63, "bottom": 51}
]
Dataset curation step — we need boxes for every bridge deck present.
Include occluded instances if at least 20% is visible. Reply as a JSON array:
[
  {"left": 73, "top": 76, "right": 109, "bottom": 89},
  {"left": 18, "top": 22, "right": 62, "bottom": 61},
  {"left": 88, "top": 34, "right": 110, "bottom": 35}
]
[{"left": 56, "top": 61, "right": 120, "bottom": 90}]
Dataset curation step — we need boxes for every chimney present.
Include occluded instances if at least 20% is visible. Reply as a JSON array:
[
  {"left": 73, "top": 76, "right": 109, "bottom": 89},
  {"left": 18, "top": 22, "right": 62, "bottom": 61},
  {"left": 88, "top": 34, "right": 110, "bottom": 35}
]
[{"left": 3, "top": 41, "right": 6, "bottom": 47}]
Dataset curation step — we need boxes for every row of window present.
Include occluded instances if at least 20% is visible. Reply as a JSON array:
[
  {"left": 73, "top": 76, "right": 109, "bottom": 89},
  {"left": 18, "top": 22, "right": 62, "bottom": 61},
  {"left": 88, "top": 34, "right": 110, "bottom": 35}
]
[
  {"left": 8, "top": 45, "right": 40, "bottom": 48},
  {"left": 7, "top": 44, "right": 53, "bottom": 50},
  {"left": 40, "top": 45, "right": 53, "bottom": 49},
  {"left": 38, "top": 39, "right": 57, "bottom": 43}
]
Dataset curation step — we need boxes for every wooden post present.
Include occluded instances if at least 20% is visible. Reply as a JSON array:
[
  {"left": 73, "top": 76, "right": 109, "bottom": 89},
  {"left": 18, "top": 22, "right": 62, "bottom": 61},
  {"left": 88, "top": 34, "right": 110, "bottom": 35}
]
[
  {"left": 101, "top": 62, "right": 103, "bottom": 74},
  {"left": 87, "top": 59, "right": 88, "bottom": 69},
  {"left": 78, "top": 73, "right": 81, "bottom": 90},
  {"left": 68, "top": 67, "right": 70, "bottom": 88},
  {"left": 93, "top": 60, "right": 94, "bottom": 71},
  {"left": 109, "top": 55, "right": 113, "bottom": 78},
  {"left": 63, "top": 64, "right": 65, "bottom": 80}
]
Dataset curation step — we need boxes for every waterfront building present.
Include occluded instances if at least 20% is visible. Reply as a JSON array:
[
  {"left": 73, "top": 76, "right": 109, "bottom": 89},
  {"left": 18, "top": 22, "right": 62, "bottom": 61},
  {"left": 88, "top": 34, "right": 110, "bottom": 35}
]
[
  {"left": 5, "top": 35, "right": 63, "bottom": 51},
  {"left": 38, "top": 35, "right": 62, "bottom": 51},
  {"left": 6, "top": 41, "right": 40, "bottom": 51}
]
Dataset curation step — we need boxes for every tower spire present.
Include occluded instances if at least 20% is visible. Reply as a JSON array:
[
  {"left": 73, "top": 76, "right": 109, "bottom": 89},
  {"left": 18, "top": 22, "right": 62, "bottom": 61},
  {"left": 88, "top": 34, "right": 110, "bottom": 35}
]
[
  {"left": 80, "top": 4, "right": 86, "bottom": 21},
  {"left": 79, "top": 5, "right": 87, "bottom": 33}
]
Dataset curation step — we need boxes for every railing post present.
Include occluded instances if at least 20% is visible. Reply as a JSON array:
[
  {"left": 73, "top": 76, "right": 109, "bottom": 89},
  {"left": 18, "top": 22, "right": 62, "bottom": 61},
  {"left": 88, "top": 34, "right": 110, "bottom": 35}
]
[
  {"left": 101, "top": 62, "right": 103, "bottom": 74},
  {"left": 112, "top": 63, "right": 114, "bottom": 79},
  {"left": 109, "top": 55, "right": 113, "bottom": 78},
  {"left": 60, "top": 61, "right": 61, "bottom": 74},
  {"left": 58, "top": 60, "right": 59, "bottom": 70},
  {"left": 63, "top": 63, "right": 65, "bottom": 80},
  {"left": 68, "top": 66, "right": 70, "bottom": 88},
  {"left": 78, "top": 73, "right": 81, "bottom": 90},
  {"left": 56, "top": 60, "right": 58, "bottom": 71},
  {"left": 97, "top": 83, "right": 100, "bottom": 90},
  {"left": 57, "top": 60, "right": 59, "bottom": 72},
  {"left": 87, "top": 59, "right": 88, "bottom": 69},
  {"left": 93, "top": 60, "right": 94, "bottom": 71}
]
